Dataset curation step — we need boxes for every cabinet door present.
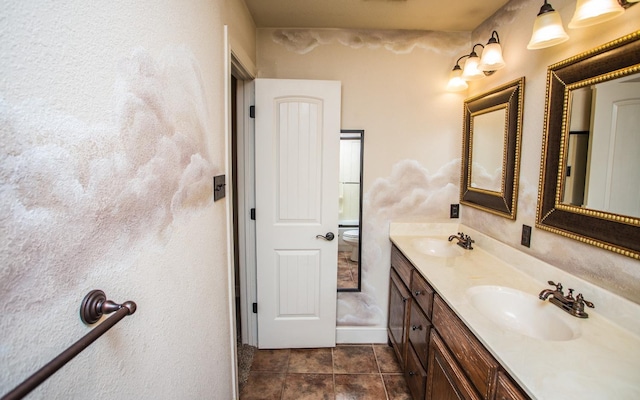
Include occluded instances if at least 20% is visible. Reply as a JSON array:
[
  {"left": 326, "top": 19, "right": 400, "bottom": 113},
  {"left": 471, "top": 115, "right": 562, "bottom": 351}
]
[
  {"left": 388, "top": 268, "right": 411, "bottom": 367},
  {"left": 495, "top": 371, "right": 530, "bottom": 400},
  {"left": 426, "top": 332, "right": 481, "bottom": 400}
]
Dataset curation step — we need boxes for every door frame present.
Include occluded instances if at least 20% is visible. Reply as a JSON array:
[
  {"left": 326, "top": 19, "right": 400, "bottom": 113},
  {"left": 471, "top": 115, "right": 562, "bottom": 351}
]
[
  {"left": 233, "top": 72, "right": 257, "bottom": 347},
  {"left": 226, "top": 31, "right": 258, "bottom": 348},
  {"left": 224, "top": 25, "right": 257, "bottom": 399}
]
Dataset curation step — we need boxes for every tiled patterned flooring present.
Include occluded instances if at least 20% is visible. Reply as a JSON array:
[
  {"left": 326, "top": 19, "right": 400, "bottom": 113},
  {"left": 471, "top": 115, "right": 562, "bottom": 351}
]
[
  {"left": 240, "top": 344, "right": 412, "bottom": 399},
  {"left": 337, "top": 251, "right": 359, "bottom": 290}
]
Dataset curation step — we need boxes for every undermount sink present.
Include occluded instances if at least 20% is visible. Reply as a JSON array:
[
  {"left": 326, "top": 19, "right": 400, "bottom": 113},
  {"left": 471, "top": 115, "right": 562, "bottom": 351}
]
[
  {"left": 412, "top": 237, "right": 464, "bottom": 258},
  {"left": 466, "top": 285, "right": 581, "bottom": 341}
]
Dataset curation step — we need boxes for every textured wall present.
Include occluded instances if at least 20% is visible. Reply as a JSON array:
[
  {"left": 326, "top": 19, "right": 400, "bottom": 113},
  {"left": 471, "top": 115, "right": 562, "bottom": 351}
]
[{"left": 1, "top": 1, "right": 255, "bottom": 398}]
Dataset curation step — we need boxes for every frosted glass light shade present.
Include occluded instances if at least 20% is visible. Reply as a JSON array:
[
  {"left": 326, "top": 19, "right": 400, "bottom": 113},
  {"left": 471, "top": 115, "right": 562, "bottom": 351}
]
[
  {"left": 478, "top": 42, "right": 506, "bottom": 71},
  {"left": 568, "top": 0, "right": 625, "bottom": 29},
  {"left": 446, "top": 67, "right": 468, "bottom": 92},
  {"left": 461, "top": 55, "right": 485, "bottom": 81},
  {"left": 527, "top": 10, "right": 569, "bottom": 50}
]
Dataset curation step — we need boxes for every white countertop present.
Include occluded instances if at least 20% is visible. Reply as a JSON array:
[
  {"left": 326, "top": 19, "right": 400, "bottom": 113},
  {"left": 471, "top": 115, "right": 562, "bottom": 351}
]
[{"left": 390, "top": 222, "right": 640, "bottom": 400}]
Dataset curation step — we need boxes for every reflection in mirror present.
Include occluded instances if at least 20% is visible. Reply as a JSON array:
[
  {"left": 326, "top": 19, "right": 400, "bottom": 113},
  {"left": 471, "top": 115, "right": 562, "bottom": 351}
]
[
  {"left": 337, "top": 130, "right": 363, "bottom": 292},
  {"left": 471, "top": 107, "right": 506, "bottom": 192},
  {"left": 562, "top": 73, "right": 640, "bottom": 218},
  {"left": 537, "top": 30, "right": 640, "bottom": 259}
]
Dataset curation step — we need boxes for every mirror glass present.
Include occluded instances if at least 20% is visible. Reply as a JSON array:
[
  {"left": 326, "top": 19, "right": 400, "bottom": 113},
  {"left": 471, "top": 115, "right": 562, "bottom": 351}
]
[
  {"left": 562, "top": 73, "right": 640, "bottom": 218},
  {"left": 461, "top": 77, "right": 525, "bottom": 219},
  {"left": 537, "top": 30, "right": 640, "bottom": 259},
  {"left": 337, "top": 130, "right": 363, "bottom": 292},
  {"left": 470, "top": 107, "right": 506, "bottom": 192}
]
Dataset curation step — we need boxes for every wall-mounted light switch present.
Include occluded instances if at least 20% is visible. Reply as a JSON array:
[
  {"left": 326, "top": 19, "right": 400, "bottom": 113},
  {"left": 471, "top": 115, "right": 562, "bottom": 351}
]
[
  {"left": 521, "top": 224, "right": 532, "bottom": 247},
  {"left": 450, "top": 204, "right": 460, "bottom": 219},
  {"left": 213, "top": 175, "right": 226, "bottom": 201}
]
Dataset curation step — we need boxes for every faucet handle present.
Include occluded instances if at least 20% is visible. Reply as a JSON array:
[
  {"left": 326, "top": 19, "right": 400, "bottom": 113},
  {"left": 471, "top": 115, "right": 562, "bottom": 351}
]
[
  {"left": 576, "top": 293, "right": 594, "bottom": 308},
  {"left": 547, "top": 281, "right": 563, "bottom": 293}
]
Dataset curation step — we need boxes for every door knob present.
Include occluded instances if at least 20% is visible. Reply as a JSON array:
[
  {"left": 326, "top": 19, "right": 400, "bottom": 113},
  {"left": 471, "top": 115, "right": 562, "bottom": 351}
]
[{"left": 316, "top": 232, "right": 335, "bottom": 241}]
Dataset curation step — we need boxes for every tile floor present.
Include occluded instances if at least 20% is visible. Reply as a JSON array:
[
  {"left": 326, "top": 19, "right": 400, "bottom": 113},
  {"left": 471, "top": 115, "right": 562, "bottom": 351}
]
[
  {"left": 337, "top": 250, "right": 359, "bottom": 290},
  {"left": 240, "top": 344, "right": 412, "bottom": 400}
]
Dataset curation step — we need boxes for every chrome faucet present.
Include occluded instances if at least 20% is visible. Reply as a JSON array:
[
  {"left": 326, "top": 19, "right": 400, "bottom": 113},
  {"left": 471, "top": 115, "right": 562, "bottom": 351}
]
[
  {"left": 448, "top": 232, "right": 474, "bottom": 250},
  {"left": 539, "top": 281, "right": 594, "bottom": 318}
]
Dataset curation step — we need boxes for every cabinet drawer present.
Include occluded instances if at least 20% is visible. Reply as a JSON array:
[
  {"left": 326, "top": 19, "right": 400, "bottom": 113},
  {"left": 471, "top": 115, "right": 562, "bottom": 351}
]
[
  {"left": 391, "top": 245, "right": 413, "bottom": 287},
  {"left": 405, "top": 344, "right": 427, "bottom": 400},
  {"left": 432, "top": 295, "right": 499, "bottom": 399},
  {"left": 408, "top": 301, "right": 431, "bottom": 370},
  {"left": 411, "top": 270, "right": 434, "bottom": 318}
]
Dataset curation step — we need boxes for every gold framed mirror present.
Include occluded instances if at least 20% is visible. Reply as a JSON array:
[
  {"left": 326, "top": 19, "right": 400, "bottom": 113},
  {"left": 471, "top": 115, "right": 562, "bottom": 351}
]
[
  {"left": 537, "top": 30, "right": 640, "bottom": 260},
  {"left": 460, "top": 77, "right": 525, "bottom": 219}
]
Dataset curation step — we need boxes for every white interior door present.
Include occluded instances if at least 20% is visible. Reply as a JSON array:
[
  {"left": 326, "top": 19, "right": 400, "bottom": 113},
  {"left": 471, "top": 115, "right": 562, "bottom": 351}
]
[{"left": 255, "top": 78, "right": 341, "bottom": 349}]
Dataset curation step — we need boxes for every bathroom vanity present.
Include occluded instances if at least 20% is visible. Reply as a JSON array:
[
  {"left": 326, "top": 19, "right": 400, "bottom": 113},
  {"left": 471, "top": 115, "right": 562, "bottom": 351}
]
[{"left": 388, "top": 222, "right": 640, "bottom": 400}]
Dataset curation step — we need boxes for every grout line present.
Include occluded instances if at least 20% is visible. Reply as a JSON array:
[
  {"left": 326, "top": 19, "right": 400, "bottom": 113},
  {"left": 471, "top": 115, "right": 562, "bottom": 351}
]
[
  {"left": 373, "top": 345, "right": 391, "bottom": 400},
  {"left": 331, "top": 347, "right": 337, "bottom": 400}
]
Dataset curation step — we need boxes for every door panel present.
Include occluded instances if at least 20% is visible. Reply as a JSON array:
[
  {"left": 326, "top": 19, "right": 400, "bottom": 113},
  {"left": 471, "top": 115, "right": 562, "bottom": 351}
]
[{"left": 255, "top": 79, "right": 341, "bottom": 349}]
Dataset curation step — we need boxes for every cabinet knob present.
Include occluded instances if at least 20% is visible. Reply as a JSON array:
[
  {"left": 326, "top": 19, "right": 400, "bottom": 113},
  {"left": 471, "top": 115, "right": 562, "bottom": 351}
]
[
  {"left": 408, "top": 371, "right": 416, "bottom": 376},
  {"left": 412, "top": 324, "right": 423, "bottom": 331},
  {"left": 414, "top": 290, "right": 422, "bottom": 296}
]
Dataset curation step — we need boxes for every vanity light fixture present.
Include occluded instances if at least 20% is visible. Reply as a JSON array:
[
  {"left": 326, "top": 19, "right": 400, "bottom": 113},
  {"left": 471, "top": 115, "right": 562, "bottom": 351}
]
[
  {"left": 461, "top": 44, "right": 486, "bottom": 81},
  {"left": 477, "top": 31, "right": 506, "bottom": 72},
  {"left": 527, "top": 0, "right": 569, "bottom": 50},
  {"left": 447, "top": 31, "right": 506, "bottom": 91},
  {"left": 568, "top": 0, "right": 625, "bottom": 28},
  {"left": 446, "top": 58, "right": 469, "bottom": 92}
]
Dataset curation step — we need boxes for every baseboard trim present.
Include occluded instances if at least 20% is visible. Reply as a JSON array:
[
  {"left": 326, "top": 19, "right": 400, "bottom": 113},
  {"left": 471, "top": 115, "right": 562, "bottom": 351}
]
[{"left": 336, "top": 326, "right": 388, "bottom": 344}]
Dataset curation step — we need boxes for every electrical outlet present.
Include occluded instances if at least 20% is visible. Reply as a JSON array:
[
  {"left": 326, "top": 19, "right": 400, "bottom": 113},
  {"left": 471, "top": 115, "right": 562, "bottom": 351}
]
[
  {"left": 521, "top": 224, "right": 532, "bottom": 247},
  {"left": 450, "top": 204, "right": 460, "bottom": 219}
]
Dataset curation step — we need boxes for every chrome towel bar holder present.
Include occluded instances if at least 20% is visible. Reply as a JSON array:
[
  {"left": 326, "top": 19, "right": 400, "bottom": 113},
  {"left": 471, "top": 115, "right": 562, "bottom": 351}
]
[{"left": 1, "top": 290, "right": 137, "bottom": 400}]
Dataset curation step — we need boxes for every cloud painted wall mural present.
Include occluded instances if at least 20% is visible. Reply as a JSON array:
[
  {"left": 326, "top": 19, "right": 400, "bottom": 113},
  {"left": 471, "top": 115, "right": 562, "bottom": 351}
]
[
  {"left": 271, "top": 29, "right": 468, "bottom": 55},
  {"left": 338, "top": 159, "right": 460, "bottom": 326},
  {"left": 0, "top": 47, "right": 215, "bottom": 312}
]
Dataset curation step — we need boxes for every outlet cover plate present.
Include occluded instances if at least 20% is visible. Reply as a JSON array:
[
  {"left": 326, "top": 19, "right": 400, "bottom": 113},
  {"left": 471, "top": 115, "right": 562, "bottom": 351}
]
[{"left": 450, "top": 204, "right": 460, "bottom": 219}]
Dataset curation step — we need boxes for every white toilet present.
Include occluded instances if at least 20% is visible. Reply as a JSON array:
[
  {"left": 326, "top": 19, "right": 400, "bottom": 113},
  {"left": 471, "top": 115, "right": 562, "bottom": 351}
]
[{"left": 342, "top": 229, "right": 360, "bottom": 262}]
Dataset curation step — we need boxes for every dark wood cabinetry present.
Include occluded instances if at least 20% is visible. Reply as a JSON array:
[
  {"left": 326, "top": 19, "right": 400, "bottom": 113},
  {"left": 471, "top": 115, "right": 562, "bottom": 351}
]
[
  {"left": 388, "top": 267, "right": 411, "bottom": 367},
  {"left": 495, "top": 372, "right": 529, "bottom": 400},
  {"left": 388, "top": 244, "right": 530, "bottom": 400},
  {"left": 426, "top": 332, "right": 481, "bottom": 400}
]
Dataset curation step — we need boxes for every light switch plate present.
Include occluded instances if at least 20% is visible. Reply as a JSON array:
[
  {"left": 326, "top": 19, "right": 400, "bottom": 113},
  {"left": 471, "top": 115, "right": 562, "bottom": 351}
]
[
  {"left": 213, "top": 175, "right": 226, "bottom": 201},
  {"left": 521, "top": 224, "right": 532, "bottom": 247}
]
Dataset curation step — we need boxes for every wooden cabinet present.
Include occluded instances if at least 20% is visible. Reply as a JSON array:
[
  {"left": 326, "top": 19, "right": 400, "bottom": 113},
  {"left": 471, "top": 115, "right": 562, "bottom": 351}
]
[
  {"left": 426, "top": 332, "right": 481, "bottom": 400},
  {"left": 388, "top": 266, "right": 411, "bottom": 367},
  {"left": 495, "top": 372, "right": 529, "bottom": 400},
  {"left": 405, "top": 344, "right": 428, "bottom": 400},
  {"left": 432, "top": 295, "right": 499, "bottom": 398},
  {"left": 408, "top": 297, "right": 431, "bottom": 369},
  {"left": 388, "top": 244, "right": 531, "bottom": 400}
]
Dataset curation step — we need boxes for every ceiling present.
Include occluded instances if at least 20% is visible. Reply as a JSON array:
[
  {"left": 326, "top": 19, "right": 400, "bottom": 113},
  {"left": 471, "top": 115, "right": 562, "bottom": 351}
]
[{"left": 243, "top": 0, "right": 511, "bottom": 32}]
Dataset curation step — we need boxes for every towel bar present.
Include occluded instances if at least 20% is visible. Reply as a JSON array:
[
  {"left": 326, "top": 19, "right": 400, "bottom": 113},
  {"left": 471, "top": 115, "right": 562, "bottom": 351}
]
[{"left": 1, "top": 290, "right": 136, "bottom": 400}]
